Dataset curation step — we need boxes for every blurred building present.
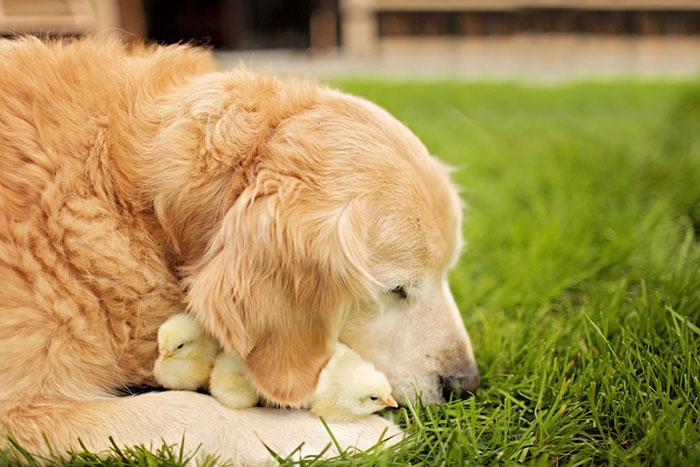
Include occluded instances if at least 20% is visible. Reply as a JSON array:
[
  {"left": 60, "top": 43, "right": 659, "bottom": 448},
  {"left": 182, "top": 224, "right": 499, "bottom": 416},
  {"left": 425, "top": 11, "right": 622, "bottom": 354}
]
[
  {"left": 0, "top": 1, "right": 328, "bottom": 49},
  {"left": 1, "top": 1, "right": 699, "bottom": 78},
  {"left": 341, "top": 1, "right": 700, "bottom": 56},
  {"left": 0, "top": 1, "right": 143, "bottom": 38},
  {"left": 336, "top": 0, "right": 700, "bottom": 77}
]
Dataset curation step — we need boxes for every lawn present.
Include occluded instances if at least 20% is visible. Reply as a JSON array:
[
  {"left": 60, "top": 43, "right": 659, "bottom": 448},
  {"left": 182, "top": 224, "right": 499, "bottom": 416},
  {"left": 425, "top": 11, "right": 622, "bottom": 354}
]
[
  {"left": 326, "top": 80, "right": 700, "bottom": 466},
  {"left": 3, "top": 80, "right": 699, "bottom": 466}
]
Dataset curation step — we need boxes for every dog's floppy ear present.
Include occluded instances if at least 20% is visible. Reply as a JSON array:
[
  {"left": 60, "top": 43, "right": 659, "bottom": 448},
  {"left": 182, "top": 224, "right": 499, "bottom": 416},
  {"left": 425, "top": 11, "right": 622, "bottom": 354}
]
[{"left": 183, "top": 174, "right": 372, "bottom": 406}]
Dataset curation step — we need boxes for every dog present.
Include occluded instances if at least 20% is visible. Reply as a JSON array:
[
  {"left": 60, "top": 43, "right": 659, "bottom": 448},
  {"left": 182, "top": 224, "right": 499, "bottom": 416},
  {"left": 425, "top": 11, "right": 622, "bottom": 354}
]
[{"left": 0, "top": 37, "right": 479, "bottom": 464}]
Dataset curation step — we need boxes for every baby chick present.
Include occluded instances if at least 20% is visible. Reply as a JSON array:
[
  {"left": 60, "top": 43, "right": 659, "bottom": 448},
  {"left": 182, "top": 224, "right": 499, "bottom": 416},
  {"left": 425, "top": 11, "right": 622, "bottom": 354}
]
[
  {"left": 209, "top": 352, "right": 260, "bottom": 409},
  {"left": 309, "top": 343, "right": 398, "bottom": 421},
  {"left": 153, "top": 313, "right": 219, "bottom": 390}
]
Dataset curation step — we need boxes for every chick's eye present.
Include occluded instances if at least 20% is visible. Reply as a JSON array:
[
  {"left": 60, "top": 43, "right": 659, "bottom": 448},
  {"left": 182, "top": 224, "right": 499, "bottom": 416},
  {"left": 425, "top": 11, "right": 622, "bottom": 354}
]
[
  {"left": 369, "top": 396, "right": 379, "bottom": 402},
  {"left": 176, "top": 343, "right": 184, "bottom": 349},
  {"left": 390, "top": 285, "right": 408, "bottom": 299}
]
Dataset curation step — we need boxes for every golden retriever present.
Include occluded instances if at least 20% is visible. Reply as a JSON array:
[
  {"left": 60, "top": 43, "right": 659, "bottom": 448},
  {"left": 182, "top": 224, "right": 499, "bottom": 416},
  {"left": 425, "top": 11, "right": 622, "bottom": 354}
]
[{"left": 0, "top": 37, "right": 479, "bottom": 464}]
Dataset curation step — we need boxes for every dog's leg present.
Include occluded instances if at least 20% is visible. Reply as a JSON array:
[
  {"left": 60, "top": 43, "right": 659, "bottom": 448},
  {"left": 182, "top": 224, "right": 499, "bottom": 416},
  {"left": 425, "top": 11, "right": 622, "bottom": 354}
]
[{"left": 2, "top": 391, "right": 402, "bottom": 465}]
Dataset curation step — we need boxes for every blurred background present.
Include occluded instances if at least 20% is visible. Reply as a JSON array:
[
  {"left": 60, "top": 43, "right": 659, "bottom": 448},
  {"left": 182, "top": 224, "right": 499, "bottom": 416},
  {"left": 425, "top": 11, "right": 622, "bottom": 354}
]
[{"left": 0, "top": 0, "right": 699, "bottom": 80}]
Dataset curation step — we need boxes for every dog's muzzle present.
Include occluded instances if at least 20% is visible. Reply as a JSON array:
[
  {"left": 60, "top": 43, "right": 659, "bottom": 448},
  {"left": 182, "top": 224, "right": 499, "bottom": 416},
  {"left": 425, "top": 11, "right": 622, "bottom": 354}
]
[{"left": 439, "top": 364, "right": 481, "bottom": 400}]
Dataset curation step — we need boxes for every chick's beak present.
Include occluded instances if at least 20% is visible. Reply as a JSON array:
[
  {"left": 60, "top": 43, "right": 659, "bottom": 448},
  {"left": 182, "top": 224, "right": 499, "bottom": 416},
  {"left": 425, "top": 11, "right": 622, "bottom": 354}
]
[
  {"left": 159, "top": 349, "right": 173, "bottom": 360},
  {"left": 382, "top": 396, "right": 399, "bottom": 408}
]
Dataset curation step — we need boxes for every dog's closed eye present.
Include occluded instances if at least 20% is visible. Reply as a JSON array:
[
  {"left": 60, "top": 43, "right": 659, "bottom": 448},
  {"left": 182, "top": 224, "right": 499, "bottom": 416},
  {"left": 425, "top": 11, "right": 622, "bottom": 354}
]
[{"left": 390, "top": 286, "right": 408, "bottom": 299}]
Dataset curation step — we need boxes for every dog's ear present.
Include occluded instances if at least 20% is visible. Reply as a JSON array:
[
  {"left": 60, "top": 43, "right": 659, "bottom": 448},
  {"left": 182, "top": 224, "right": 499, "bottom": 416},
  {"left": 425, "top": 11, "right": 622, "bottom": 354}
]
[{"left": 183, "top": 175, "right": 373, "bottom": 406}]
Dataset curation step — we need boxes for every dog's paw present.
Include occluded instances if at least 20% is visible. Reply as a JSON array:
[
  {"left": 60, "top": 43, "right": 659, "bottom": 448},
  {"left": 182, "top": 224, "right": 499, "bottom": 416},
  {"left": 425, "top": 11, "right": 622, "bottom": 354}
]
[
  {"left": 242, "top": 408, "right": 403, "bottom": 463},
  {"left": 328, "top": 414, "right": 404, "bottom": 451}
]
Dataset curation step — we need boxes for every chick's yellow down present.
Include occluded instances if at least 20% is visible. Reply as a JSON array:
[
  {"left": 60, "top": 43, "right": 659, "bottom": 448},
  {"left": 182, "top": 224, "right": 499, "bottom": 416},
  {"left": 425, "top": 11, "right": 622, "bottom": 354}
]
[
  {"left": 309, "top": 343, "right": 397, "bottom": 421},
  {"left": 153, "top": 313, "right": 219, "bottom": 390},
  {"left": 209, "top": 353, "right": 260, "bottom": 409}
]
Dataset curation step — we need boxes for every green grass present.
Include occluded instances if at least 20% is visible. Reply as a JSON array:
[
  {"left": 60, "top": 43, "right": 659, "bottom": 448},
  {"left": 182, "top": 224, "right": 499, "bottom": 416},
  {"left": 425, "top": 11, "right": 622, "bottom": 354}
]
[{"left": 3, "top": 80, "right": 699, "bottom": 465}]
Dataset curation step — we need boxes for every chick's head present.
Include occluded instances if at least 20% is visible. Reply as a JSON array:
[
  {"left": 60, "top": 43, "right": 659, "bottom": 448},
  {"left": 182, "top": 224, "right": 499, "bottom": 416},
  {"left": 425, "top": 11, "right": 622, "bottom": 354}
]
[
  {"left": 157, "top": 313, "right": 211, "bottom": 361},
  {"left": 334, "top": 357, "right": 398, "bottom": 418}
]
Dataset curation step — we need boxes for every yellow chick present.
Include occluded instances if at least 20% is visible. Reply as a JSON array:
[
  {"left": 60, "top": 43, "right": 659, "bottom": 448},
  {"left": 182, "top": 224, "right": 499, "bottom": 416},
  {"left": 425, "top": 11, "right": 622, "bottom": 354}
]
[
  {"left": 209, "top": 352, "right": 260, "bottom": 409},
  {"left": 309, "top": 343, "right": 398, "bottom": 421},
  {"left": 153, "top": 313, "right": 219, "bottom": 390}
]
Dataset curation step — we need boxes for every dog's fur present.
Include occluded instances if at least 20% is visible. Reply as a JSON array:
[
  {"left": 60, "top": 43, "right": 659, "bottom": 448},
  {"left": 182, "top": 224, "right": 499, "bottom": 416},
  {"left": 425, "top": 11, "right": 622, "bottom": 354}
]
[{"left": 0, "top": 37, "right": 478, "bottom": 463}]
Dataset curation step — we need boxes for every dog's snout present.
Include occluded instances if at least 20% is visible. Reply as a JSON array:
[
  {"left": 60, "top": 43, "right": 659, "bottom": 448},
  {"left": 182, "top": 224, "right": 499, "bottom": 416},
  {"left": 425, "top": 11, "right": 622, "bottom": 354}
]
[{"left": 439, "top": 366, "right": 481, "bottom": 401}]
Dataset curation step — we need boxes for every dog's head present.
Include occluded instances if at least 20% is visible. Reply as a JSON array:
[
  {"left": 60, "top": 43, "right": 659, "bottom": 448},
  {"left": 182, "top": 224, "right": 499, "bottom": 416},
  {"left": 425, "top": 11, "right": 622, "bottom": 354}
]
[{"left": 158, "top": 71, "right": 479, "bottom": 406}]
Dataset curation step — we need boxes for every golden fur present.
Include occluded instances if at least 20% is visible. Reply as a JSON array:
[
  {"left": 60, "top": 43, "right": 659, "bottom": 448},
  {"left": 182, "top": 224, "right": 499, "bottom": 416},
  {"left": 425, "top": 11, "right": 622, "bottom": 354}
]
[{"left": 0, "top": 37, "right": 478, "bottom": 462}]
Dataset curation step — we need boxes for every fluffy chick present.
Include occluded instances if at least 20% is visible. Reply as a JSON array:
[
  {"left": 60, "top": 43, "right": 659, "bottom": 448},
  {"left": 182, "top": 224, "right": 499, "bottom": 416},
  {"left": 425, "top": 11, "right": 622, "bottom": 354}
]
[
  {"left": 153, "top": 313, "right": 219, "bottom": 390},
  {"left": 209, "top": 352, "right": 260, "bottom": 409},
  {"left": 309, "top": 343, "right": 397, "bottom": 421}
]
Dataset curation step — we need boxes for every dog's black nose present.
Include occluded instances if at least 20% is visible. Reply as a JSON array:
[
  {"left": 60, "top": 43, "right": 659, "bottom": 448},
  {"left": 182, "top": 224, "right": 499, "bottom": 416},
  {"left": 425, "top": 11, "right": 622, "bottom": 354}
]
[{"left": 439, "top": 366, "right": 481, "bottom": 401}]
